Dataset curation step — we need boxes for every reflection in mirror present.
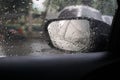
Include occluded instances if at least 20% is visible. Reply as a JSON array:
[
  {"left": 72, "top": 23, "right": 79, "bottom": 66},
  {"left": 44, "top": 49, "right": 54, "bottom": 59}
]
[{"left": 48, "top": 20, "right": 90, "bottom": 51}]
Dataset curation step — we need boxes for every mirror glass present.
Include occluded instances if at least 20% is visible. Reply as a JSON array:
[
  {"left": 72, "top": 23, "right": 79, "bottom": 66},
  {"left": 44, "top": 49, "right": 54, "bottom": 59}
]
[{"left": 48, "top": 20, "right": 91, "bottom": 51}]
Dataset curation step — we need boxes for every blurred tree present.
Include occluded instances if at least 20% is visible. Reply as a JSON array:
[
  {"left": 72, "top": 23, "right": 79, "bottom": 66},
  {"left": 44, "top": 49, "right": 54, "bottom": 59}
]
[
  {"left": 81, "top": 0, "right": 93, "bottom": 6},
  {"left": 92, "top": 0, "right": 117, "bottom": 15},
  {"left": 47, "top": 0, "right": 93, "bottom": 11},
  {"left": 0, "top": 0, "right": 32, "bottom": 15},
  {"left": 0, "top": 0, "right": 32, "bottom": 24}
]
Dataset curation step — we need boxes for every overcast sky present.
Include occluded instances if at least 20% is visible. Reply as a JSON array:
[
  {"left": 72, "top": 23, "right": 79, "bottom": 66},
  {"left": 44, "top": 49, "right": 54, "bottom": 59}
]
[{"left": 32, "top": 0, "right": 46, "bottom": 12}]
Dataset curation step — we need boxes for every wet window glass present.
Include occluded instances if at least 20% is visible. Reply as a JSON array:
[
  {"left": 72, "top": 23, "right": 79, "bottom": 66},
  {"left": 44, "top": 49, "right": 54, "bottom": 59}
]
[{"left": 0, "top": 0, "right": 117, "bottom": 57}]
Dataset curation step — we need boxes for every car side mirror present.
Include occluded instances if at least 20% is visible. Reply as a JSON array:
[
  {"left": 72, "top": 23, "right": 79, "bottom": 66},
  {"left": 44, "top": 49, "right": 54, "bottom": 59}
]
[{"left": 45, "top": 17, "right": 110, "bottom": 52}]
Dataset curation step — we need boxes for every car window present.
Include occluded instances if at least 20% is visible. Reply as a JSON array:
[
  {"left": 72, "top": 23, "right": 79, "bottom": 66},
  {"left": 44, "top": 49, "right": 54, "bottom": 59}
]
[{"left": 0, "top": 0, "right": 117, "bottom": 57}]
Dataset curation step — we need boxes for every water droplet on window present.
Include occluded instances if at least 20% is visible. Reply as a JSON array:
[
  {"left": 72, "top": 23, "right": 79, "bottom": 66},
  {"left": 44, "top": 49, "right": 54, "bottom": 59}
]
[
  {"left": 29, "top": 3, "right": 32, "bottom": 5},
  {"left": 22, "top": 2, "right": 25, "bottom": 4},
  {"left": 21, "top": 9, "right": 24, "bottom": 11},
  {"left": 4, "top": 7, "right": 8, "bottom": 10},
  {"left": 13, "top": 5, "right": 15, "bottom": 8}
]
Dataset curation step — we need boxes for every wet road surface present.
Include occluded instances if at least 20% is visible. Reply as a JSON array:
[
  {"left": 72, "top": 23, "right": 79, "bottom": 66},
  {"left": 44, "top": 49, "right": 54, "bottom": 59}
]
[{"left": 0, "top": 39, "right": 69, "bottom": 57}]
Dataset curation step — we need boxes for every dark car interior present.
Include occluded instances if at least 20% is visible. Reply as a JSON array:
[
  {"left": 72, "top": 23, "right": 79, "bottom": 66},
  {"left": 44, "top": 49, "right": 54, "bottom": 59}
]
[{"left": 0, "top": 0, "right": 120, "bottom": 80}]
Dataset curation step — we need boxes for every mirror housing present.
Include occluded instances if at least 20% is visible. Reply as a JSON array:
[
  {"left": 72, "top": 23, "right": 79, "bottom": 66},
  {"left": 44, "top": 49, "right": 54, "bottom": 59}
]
[{"left": 44, "top": 17, "right": 110, "bottom": 52}]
